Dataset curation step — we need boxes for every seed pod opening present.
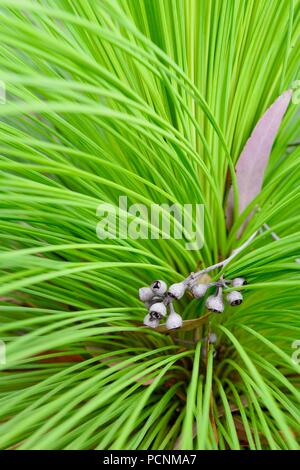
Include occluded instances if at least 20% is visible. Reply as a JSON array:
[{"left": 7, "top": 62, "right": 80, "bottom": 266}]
[
  {"left": 227, "top": 290, "right": 243, "bottom": 306},
  {"left": 149, "top": 302, "right": 167, "bottom": 320},
  {"left": 143, "top": 313, "right": 160, "bottom": 328},
  {"left": 151, "top": 280, "right": 167, "bottom": 295},
  {"left": 205, "top": 292, "right": 224, "bottom": 313}
]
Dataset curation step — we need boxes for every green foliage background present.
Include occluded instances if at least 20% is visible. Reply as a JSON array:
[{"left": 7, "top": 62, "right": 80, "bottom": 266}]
[{"left": 0, "top": 0, "right": 299, "bottom": 449}]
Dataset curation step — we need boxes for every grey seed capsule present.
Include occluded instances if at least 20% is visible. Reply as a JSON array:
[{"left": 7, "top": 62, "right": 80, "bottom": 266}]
[
  {"left": 143, "top": 313, "right": 160, "bottom": 328},
  {"left": 167, "top": 282, "right": 186, "bottom": 300},
  {"left": 227, "top": 290, "right": 243, "bottom": 306},
  {"left": 139, "top": 287, "right": 153, "bottom": 302},
  {"left": 205, "top": 289, "right": 224, "bottom": 313},
  {"left": 232, "top": 277, "right": 247, "bottom": 287},
  {"left": 191, "top": 283, "right": 208, "bottom": 298},
  {"left": 151, "top": 280, "right": 167, "bottom": 295},
  {"left": 149, "top": 302, "right": 167, "bottom": 320},
  {"left": 166, "top": 310, "right": 183, "bottom": 330}
]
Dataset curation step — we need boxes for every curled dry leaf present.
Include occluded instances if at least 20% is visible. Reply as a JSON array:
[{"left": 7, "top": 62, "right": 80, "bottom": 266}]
[{"left": 227, "top": 89, "right": 293, "bottom": 234}]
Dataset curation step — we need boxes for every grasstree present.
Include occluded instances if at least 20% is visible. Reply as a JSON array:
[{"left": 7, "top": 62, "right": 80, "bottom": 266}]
[{"left": 0, "top": 0, "right": 299, "bottom": 450}]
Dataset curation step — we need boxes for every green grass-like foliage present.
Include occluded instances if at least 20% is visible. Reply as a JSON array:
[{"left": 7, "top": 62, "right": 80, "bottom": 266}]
[{"left": 0, "top": 0, "right": 299, "bottom": 450}]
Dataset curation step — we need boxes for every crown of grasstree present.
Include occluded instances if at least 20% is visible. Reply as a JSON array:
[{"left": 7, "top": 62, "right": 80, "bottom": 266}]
[{"left": 0, "top": 0, "right": 299, "bottom": 452}]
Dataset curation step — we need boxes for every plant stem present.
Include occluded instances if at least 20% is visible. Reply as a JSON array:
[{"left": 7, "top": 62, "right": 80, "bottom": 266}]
[{"left": 183, "top": 231, "right": 258, "bottom": 286}]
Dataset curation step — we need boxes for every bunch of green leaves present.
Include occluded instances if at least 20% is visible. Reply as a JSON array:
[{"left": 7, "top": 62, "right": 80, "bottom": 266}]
[{"left": 0, "top": 0, "right": 299, "bottom": 450}]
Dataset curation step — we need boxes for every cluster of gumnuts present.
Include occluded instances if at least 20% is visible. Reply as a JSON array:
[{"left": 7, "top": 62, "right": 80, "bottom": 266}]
[
  {"left": 139, "top": 276, "right": 247, "bottom": 330},
  {"left": 138, "top": 224, "right": 296, "bottom": 330}
]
